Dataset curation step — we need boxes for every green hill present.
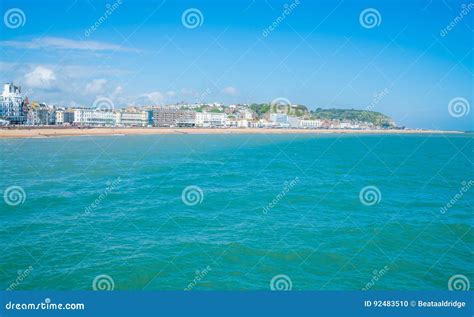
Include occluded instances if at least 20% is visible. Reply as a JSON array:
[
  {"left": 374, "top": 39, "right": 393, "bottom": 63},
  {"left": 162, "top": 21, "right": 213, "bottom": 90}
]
[{"left": 310, "top": 108, "right": 395, "bottom": 126}]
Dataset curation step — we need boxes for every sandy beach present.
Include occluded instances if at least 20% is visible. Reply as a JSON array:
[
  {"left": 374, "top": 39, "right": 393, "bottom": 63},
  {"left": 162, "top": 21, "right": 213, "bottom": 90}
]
[{"left": 0, "top": 127, "right": 465, "bottom": 139}]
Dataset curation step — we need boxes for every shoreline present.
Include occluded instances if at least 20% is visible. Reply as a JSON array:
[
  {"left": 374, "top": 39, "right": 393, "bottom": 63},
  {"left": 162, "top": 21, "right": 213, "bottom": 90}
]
[{"left": 0, "top": 127, "right": 466, "bottom": 139}]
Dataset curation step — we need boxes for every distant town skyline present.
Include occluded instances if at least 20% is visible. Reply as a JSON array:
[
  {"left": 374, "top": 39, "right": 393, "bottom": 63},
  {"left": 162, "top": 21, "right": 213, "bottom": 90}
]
[
  {"left": 0, "top": 0, "right": 472, "bottom": 130},
  {"left": 1, "top": 82, "right": 402, "bottom": 130}
]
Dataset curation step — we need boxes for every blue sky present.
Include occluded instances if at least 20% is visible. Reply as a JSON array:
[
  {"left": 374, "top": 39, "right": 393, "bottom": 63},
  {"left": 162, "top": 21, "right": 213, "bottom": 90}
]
[{"left": 0, "top": 0, "right": 472, "bottom": 130}]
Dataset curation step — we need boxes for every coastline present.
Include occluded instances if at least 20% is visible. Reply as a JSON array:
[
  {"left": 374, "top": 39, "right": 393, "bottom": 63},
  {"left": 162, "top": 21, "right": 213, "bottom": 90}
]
[{"left": 0, "top": 127, "right": 466, "bottom": 139}]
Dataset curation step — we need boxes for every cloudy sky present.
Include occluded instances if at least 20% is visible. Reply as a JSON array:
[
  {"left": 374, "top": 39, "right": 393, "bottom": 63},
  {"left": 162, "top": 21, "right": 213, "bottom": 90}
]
[{"left": 0, "top": 0, "right": 472, "bottom": 130}]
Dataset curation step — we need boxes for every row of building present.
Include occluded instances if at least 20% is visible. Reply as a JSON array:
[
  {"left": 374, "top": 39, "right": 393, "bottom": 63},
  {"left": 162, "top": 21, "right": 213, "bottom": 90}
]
[
  {"left": 0, "top": 82, "right": 381, "bottom": 129},
  {"left": 0, "top": 83, "right": 241, "bottom": 128},
  {"left": 29, "top": 108, "right": 377, "bottom": 129},
  {"left": 72, "top": 108, "right": 232, "bottom": 127}
]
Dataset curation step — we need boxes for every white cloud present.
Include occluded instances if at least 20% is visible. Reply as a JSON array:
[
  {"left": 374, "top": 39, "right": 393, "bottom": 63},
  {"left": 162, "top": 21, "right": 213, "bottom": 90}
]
[
  {"left": 24, "top": 66, "right": 56, "bottom": 89},
  {"left": 85, "top": 78, "right": 107, "bottom": 95},
  {"left": 222, "top": 86, "right": 238, "bottom": 96},
  {"left": 3, "top": 59, "right": 207, "bottom": 107},
  {"left": 0, "top": 37, "right": 132, "bottom": 52},
  {"left": 165, "top": 90, "right": 177, "bottom": 97}
]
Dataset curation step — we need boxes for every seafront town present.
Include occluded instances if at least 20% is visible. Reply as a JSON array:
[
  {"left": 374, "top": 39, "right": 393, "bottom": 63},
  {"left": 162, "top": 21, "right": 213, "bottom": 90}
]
[{"left": 1, "top": 82, "right": 399, "bottom": 130}]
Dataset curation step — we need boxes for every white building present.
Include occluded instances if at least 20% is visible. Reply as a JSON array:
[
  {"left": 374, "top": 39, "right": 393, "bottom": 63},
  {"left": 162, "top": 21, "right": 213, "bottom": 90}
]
[
  {"left": 226, "top": 117, "right": 238, "bottom": 127},
  {"left": 195, "top": 112, "right": 227, "bottom": 127},
  {"left": 269, "top": 113, "right": 289, "bottom": 127},
  {"left": 242, "top": 110, "right": 254, "bottom": 120},
  {"left": 116, "top": 110, "right": 152, "bottom": 127},
  {"left": 74, "top": 109, "right": 116, "bottom": 126},
  {"left": 300, "top": 119, "right": 322, "bottom": 129},
  {"left": 56, "top": 110, "right": 65, "bottom": 124},
  {"left": 256, "top": 119, "right": 273, "bottom": 128},
  {"left": 0, "top": 83, "right": 26, "bottom": 124},
  {"left": 269, "top": 113, "right": 288, "bottom": 124},
  {"left": 54, "top": 109, "right": 74, "bottom": 125},
  {"left": 287, "top": 116, "right": 300, "bottom": 128},
  {"left": 237, "top": 119, "right": 251, "bottom": 128}
]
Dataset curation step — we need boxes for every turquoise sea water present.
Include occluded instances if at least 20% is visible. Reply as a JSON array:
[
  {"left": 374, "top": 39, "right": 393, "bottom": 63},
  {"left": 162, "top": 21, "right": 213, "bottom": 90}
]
[{"left": 1, "top": 133, "right": 472, "bottom": 290}]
